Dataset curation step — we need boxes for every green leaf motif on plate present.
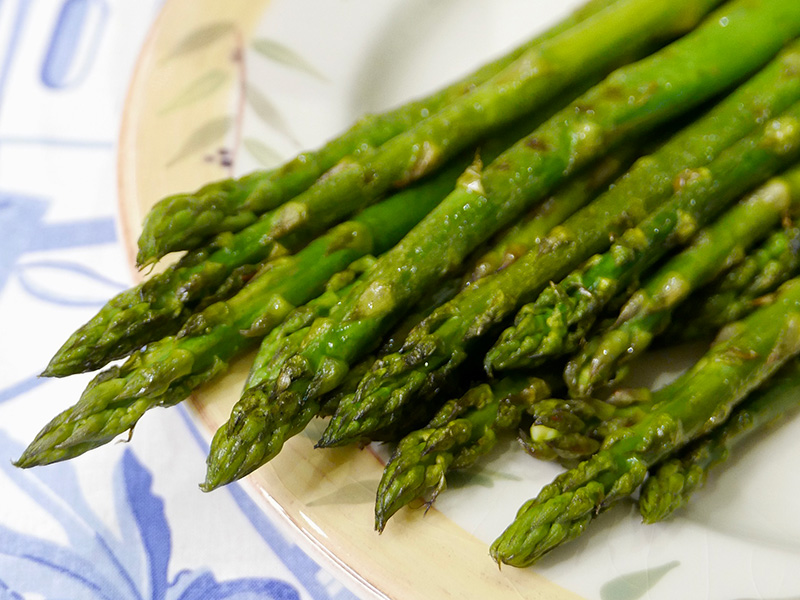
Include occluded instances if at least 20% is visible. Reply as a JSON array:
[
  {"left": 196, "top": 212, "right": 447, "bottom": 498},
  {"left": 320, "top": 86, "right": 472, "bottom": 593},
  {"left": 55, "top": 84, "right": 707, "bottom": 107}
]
[
  {"left": 243, "top": 137, "right": 283, "bottom": 167},
  {"left": 245, "top": 85, "right": 299, "bottom": 145},
  {"left": 167, "top": 116, "right": 232, "bottom": 166},
  {"left": 251, "top": 37, "right": 327, "bottom": 81},
  {"left": 600, "top": 560, "right": 680, "bottom": 600},
  {"left": 448, "top": 467, "right": 522, "bottom": 490},
  {"left": 159, "top": 69, "right": 231, "bottom": 114},
  {"left": 163, "top": 21, "right": 235, "bottom": 61}
]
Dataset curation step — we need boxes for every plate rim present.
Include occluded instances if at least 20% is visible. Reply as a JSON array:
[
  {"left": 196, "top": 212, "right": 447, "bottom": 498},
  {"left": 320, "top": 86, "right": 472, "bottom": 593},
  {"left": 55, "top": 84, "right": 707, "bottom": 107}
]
[{"left": 115, "top": 1, "right": 582, "bottom": 599}]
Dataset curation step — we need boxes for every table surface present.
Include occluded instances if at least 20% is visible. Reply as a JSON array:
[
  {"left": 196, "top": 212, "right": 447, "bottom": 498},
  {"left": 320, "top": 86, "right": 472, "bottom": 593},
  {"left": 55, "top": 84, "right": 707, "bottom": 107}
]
[{"left": 0, "top": 2, "right": 362, "bottom": 598}]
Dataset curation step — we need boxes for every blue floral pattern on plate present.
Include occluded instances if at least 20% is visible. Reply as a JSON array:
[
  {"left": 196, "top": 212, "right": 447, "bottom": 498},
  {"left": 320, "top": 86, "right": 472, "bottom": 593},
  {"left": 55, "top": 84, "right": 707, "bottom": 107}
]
[
  {"left": 0, "top": 431, "right": 301, "bottom": 600},
  {"left": 0, "top": 1, "right": 360, "bottom": 597}
]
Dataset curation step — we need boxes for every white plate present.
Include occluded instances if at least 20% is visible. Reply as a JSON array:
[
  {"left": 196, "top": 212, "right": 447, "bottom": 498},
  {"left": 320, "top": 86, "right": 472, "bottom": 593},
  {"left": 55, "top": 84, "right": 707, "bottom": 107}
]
[{"left": 118, "top": 1, "right": 800, "bottom": 598}]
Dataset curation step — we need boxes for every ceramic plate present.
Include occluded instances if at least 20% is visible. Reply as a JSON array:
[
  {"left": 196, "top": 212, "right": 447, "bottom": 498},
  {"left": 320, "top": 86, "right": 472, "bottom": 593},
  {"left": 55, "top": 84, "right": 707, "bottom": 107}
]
[{"left": 118, "top": 1, "right": 800, "bottom": 598}]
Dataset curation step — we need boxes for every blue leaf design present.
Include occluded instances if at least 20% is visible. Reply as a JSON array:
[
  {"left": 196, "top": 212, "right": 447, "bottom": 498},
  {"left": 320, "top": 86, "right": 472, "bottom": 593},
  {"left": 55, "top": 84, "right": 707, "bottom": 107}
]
[
  {"left": 175, "top": 409, "right": 334, "bottom": 599},
  {"left": 170, "top": 571, "right": 219, "bottom": 600},
  {"left": 0, "top": 523, "right": 122, "bottom": 600},
  {"left": 0, "top": 375, "right": 48, "bottom": 405},
  {"left": 0, "top": 434, "right": 305, "bottom": 600},
  {"left": 121, "top": 450, "right": 171, "bottom": 600},
  {"left": 0, "top": 192, "right": 48, "bottom": 294},
  {"left": 0, "top": 578, "right": 25, "bottom": 600},
  {"left": 174, "top": 571, "right": 301, "bottom": 600},
  {"left": 0, "top": 430, "right": 110, "bottom": 551},
  {"left": 0, "top": 431, "right": 139, "bottom": 599},
  {"left": 41, "top": 0, "right": 109, "bottom": 89},
  {"left": 213, "top": 578, "right": 301, "bottom": 600},
  {"left": 15, "top": 259, "right": 128, "bottom": 306}
]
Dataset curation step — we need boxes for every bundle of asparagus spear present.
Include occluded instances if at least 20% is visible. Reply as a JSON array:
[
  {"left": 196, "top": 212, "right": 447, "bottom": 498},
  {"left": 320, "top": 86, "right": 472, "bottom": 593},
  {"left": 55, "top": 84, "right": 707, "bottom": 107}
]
[{"left": 18, "top": 0, "right": 800, "bottom": 569}]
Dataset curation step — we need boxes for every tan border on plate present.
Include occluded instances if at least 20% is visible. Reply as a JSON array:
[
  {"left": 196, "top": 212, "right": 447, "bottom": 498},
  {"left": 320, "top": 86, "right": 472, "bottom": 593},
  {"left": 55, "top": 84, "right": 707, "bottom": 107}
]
[{"left": 117, "top": 1, "right": 582, "bottom": 598}]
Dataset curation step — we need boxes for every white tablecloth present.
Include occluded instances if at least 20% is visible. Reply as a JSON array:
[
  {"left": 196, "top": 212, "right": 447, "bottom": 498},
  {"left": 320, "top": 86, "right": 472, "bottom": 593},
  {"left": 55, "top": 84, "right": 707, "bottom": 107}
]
[{"left": 0, "top": 2, "right": 361, "bottom": 598}]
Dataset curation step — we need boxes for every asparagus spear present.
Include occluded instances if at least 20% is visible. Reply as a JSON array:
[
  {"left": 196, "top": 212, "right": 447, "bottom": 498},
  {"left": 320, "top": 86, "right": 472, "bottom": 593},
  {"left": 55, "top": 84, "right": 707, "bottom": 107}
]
[
  {"left": 42, "top": 223, "right": 307, "bottom": 378},
  {"left": 666, "top": 225, "right": 800, "bottom": 342},
  {"left": 490, "top": 276, "right": 800, "bottom": 567},
  {"left": 142, "top": 0, "right": 722, "bottom": 269},
  {"left": 202, "top": 152, "right": 632, "bottom": 489},
  {"left": 17, "top": 276, "right": 358, "bottom": 468},
  {"left": 205, "top": 152, "right": 628, "bottom": 489},
  {"left": 564, "top": 164, "right": 800, "bottom": 397},
  {"left": 374, "top": 376, "right": 554, "bottom": 532},
  {"left": 15, "top": 155, "right": 465, "bottom": 466},
  {"left": 639, "top": 358, "right": 800, "bottom": 523},
  {"left": 320, "top": 33, "right": 800, "bottom": 448},
  {"left": 518, "top": 390, "right": 653, "bottom": 465},
  {"left": 486, "top": 103, "right": 800, "bottom": 373},
  {"left": 43, "top": 142, "right": 478, "bottom": 378},
  {"left": 136, "top": 0, "right": 622, "bottom": 265},
  {"left": 373, "top": 370, "right": 649, "bottom": 530},
  {"left": 203, "top": 265, "right": 467, "bottom": 491},
  {"left": 242, "top": 262, "right": 374, "bottom": 394},
  {"left": 460, "top": 149, "right": 637, "bottom": 287}
]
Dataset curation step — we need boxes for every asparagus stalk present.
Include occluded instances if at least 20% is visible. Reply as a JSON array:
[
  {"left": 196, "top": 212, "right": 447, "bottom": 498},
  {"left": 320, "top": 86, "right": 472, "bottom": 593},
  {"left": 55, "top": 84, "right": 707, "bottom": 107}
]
[
  {"left": 202, "top": 265, "right": 465, "bottom": 491},
  {"left": 374, "top": 376, "right": 554, "bottom": 532},
  {"left": 490, "top": 276, "right": 800, "bottom": 567},
  {"left": 320, "top": 33, "right": 800, "bottom": 448},
  {"left": 666, "top": 225, "right": 800, "bottom": 342},
  {"left": 460, "top": 149, "right": 637, "bottom": 287},
  {"left": 487, "top": 102, "right": 800, "bottom": 373},
  {"left": 206, "top": 150, "right": 630, "bottom": 490},
  {"left": 202, "top": 151, "right": 632, "bottom": 489},
  {"left": 210, "top": 280, "right": 366, "bottom": 484},
  {"left": 242, "top": 262, "right": 374, "bottom": 394},
  {"left": 16, "top": 154, "right": 466, "bottom": 466},
  {"left": 519, "top": 391, "right": 653, "bottom": 465},
  {"left": 136, "top": 0, "right": 622, "bottom": 265},
  {"left": 373, "top": 370, "right": 648, "bottom": 530},
  {"left": 564, "top": 164, "right": 800, "bottom": 397},
  {"left": 42, "top": 223, "right": 308, "bottom": 377},
  {"left": 43, "top": 140, "right": 480, "bottom": 378},
  {"left": 59, "top": 72, "right": 588, "bottom": 378},
  {"left": 639, "top": 358, "right": 800, "bottom": 523},
  {"left": 165, "top": 0, "right": 716, "bottom": 277}
]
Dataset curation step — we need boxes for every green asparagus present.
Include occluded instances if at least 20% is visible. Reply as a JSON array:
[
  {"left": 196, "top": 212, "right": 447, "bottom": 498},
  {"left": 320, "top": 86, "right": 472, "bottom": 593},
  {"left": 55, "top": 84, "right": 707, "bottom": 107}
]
[
  {"left": 563, "top": 164, "right": 800, "bottom": 397},
  {"left": 460, "top": 149, "right": 637, "bottom": 287},
  {"left": 21, "top": 0, "right": 800, "bottom": 578},
  {"left": 519, "top": 391, "right": 652, "bottom": 465},
  {"left": 242, "top": 264, "right": 374, "bottom": 394},
  {"left": 639, "top": 358, "right": 800, "bottom": 523},
  {"left": 203, "top": 261, "right": 466, "bottom": 492},
  {"left": 375, "top": 376, "right": 554, "bottom": 532},
  {"left": 42, "top": 224, "right": 308, "bottom": 378},
  {"left": 666, "top": 225, "right": 800, "bottom": 342},
  {"left": 490, "top": 276, "right": 800, "bottom": 567},
  {"left": 204, "top": 242, "right": 470, "bottom": 491},
  {"left": 167, "top": 0, "right": 715, "bottom": 279},
  {"left": 136, "top": 0, "right": 622, "bottom": 265},
  {"left": 43, "top": 140, "right": 483, "bottom": 378},
  {"left": 320, "top": 29, "right": 800, "bottom": 448},
  {"left": 486, "top": 102, "right": 800, "bottom": 373},
  {"left": 16, "top": 150, "right": 467, "bottom": 466},
  {"left": 203, "top": 150, "right": 630, "bottom": 490}
]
